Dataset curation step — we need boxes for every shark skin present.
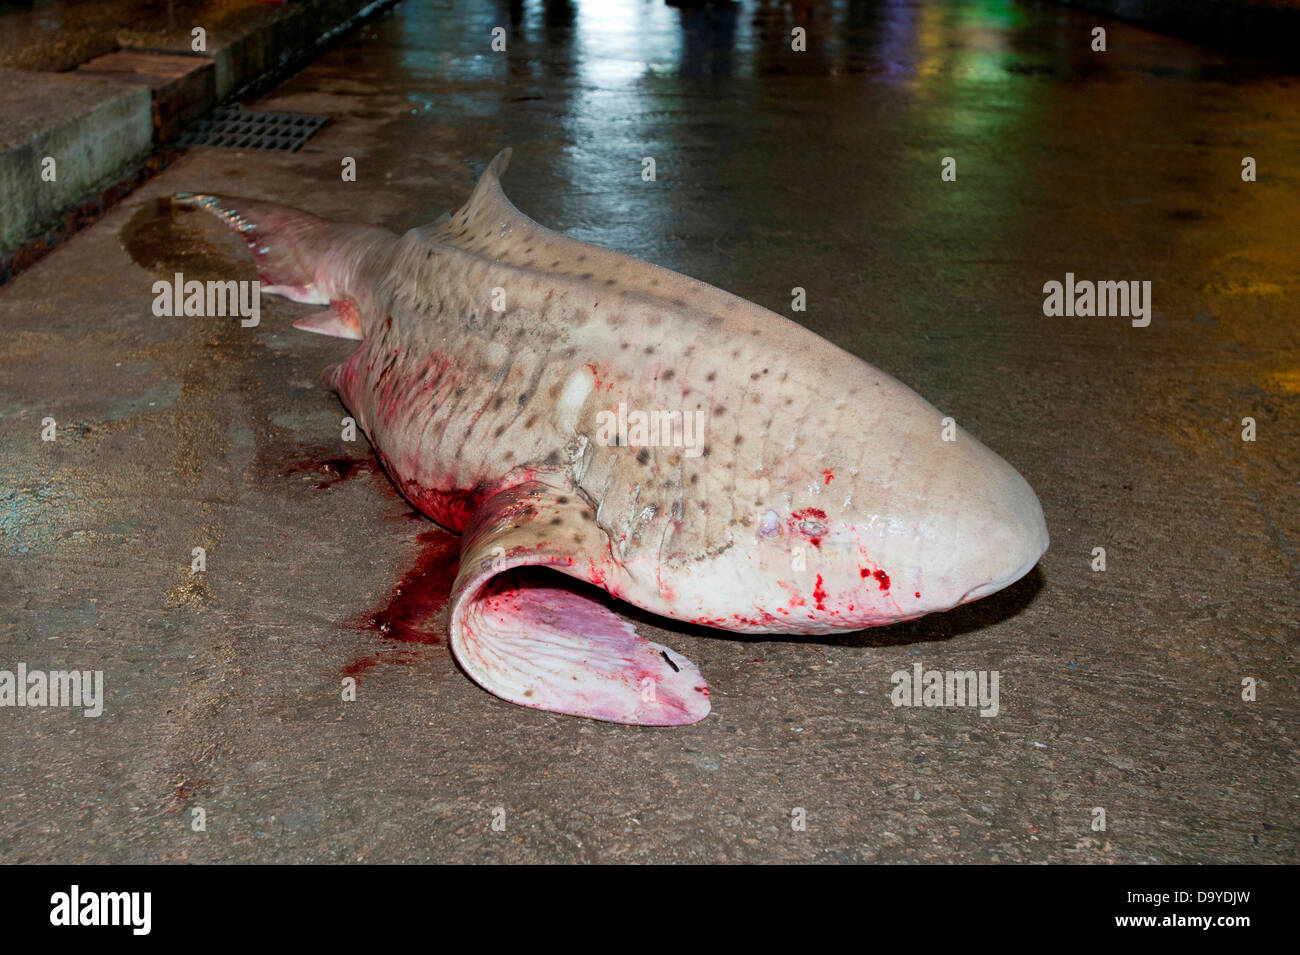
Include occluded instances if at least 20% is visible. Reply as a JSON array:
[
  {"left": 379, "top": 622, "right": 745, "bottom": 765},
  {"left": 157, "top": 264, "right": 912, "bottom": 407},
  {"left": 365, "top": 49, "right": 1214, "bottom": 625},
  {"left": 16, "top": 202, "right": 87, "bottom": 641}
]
[{"left": 176, "top": 148, "right": 1049, "bottom": 726}]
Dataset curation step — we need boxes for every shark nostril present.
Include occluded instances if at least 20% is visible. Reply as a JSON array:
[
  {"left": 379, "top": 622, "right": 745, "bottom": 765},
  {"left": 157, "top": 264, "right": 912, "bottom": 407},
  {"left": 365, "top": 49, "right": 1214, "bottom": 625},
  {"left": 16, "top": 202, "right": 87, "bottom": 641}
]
[
  {"left": 797, "top": 519, "right": 826, "bottom": 537},
  {"left": 790, "top": 507, "right": 829, "bottom": 542}
]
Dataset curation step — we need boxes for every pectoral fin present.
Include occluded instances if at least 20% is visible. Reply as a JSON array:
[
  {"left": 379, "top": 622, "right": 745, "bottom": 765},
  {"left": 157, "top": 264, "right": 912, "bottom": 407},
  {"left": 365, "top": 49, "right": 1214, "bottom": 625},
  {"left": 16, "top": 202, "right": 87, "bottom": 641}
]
[
  {"left": 292, "top": 299, "right": 363, "bottom": 339},
  {"left": 448, "top": 479, "right": 710, "bottom": 726}
]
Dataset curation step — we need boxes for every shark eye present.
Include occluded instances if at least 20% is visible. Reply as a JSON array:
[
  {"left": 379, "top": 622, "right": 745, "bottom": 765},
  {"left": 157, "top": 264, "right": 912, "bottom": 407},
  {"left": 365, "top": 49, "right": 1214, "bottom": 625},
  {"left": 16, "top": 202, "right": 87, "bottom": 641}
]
[{"left": 759, "top": 510, "right": 781, "bottom": 537}]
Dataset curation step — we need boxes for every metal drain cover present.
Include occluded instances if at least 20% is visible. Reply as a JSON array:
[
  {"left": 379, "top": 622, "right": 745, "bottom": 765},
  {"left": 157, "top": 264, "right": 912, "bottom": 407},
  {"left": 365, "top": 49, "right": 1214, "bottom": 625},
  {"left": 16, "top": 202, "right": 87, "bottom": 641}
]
[{"left": 175, "top": 107, "right": 328, "bottom": 151}]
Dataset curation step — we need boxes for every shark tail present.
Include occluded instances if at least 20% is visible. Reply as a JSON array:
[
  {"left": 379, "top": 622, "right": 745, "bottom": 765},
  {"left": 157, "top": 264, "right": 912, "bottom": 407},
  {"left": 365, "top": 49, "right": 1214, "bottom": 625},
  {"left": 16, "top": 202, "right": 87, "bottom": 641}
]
[{"left": 173, "top": 192, "right": 397, "bottom": 339}]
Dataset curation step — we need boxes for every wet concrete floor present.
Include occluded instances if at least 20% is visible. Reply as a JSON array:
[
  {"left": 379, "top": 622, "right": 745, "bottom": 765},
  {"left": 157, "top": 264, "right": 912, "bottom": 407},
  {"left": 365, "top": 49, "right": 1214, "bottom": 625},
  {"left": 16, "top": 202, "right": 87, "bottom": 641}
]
[{"left": 1, "top": 0, "right": 1296, "bottom": 862}]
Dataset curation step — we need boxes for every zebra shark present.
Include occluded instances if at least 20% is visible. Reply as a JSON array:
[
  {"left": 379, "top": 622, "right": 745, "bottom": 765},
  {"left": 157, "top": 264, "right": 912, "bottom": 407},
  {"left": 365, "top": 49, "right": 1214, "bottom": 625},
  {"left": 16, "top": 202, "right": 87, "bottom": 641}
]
[{"left": 176, "top": 149, "right": 1049, "bottom": 726}]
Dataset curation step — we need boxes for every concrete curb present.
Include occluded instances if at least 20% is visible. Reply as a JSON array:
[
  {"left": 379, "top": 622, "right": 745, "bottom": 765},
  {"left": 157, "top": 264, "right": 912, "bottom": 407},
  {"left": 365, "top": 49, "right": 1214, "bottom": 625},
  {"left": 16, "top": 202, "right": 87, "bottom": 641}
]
[
  {"left": 0, "top": 70, "right": 153, "bottom": 252},
  {"left": 0, "top": 0, "right": 390, "bottom": 272}
]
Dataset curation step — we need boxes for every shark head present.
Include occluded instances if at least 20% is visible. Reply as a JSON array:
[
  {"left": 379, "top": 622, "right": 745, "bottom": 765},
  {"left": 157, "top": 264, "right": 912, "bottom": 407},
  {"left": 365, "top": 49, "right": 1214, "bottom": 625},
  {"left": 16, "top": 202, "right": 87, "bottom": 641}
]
[
  {"left": 778, "top": 407, "right": 1050, "bottom": 630},
  {"left": 602, "top": 366, "right": 1051, "bottom": 636}
]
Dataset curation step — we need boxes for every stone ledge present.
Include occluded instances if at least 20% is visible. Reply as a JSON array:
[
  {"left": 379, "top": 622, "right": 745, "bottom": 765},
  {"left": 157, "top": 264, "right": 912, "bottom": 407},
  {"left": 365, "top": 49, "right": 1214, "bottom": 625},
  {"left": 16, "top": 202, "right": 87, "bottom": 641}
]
[
  {"left": 77, "top": 52, "right": 217, "bottom": 143},
  {"left": 0, "top": 69, "right": 153, "bottom": 251}
]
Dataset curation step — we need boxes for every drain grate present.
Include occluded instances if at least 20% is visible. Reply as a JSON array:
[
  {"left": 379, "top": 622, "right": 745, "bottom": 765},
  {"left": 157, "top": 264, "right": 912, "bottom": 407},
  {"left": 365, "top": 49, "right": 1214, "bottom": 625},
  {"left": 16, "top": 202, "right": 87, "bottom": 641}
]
[{"left": 174, "top": 107, "right": 328, "bottom": 152}]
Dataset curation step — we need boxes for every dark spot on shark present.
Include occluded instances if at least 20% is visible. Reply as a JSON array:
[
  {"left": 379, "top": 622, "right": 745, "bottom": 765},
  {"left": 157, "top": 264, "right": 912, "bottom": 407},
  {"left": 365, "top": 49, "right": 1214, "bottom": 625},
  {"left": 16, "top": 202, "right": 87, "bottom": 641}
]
[{"left": 636, "top": 448, "right": 651, "bottom": 465}]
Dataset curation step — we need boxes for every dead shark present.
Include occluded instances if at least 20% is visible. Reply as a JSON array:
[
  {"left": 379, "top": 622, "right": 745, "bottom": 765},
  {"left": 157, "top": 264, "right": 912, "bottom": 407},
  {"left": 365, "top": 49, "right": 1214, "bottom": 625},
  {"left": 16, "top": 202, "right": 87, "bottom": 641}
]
[{"left": 176, "top": 148, "right": 1049, "bottom": 726}]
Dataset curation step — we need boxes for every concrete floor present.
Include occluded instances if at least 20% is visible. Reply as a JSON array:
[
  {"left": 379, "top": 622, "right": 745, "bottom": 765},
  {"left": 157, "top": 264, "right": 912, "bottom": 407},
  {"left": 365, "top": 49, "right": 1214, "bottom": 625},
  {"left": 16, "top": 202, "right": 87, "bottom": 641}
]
[{"left": 1, "top": 0, "right": 1296, "bottom": 863}]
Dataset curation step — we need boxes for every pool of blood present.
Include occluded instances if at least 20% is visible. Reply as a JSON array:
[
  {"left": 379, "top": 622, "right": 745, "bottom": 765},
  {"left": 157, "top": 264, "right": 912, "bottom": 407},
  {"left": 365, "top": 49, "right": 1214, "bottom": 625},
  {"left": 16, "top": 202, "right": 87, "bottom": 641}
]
[{"left": 341, "top": 530, "right": 461, "bottom": 681}]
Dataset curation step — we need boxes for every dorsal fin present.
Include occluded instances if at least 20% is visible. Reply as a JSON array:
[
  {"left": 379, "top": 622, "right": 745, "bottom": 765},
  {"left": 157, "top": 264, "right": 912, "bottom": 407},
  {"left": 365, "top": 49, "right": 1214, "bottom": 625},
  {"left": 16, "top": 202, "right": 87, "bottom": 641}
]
[
  {"left": 450, "top": 148, "right": 525, "bottom": 234},
  {"left": 424, "top": 148, "right": 763, "bottom": 322}
]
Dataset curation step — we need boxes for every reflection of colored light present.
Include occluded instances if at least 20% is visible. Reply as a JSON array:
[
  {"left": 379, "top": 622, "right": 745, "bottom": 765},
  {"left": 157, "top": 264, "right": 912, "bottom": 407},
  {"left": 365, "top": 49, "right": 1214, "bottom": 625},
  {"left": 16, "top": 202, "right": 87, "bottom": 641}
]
[
  {"left": 901, "top": 0, "right": 1039, "bottom": 376},
  {"left": 873, "top": 0, "right": 918, "bottom": 76},
  {"left": 912, "top": 0, "right": 1020, "bottom": 88}
]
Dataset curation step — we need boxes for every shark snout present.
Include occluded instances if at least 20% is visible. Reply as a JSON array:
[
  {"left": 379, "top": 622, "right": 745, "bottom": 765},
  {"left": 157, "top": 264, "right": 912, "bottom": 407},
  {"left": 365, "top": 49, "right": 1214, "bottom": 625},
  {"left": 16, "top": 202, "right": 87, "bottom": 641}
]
[
  {"left": 906, "top": 439, "right": 1049, "bottom": 613},
  {"left": 958, "top": 498, "right": 1048, "bottom": 603},
  {"left": 952, "top": 456, "right": 1049, "bottom": 606}
]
